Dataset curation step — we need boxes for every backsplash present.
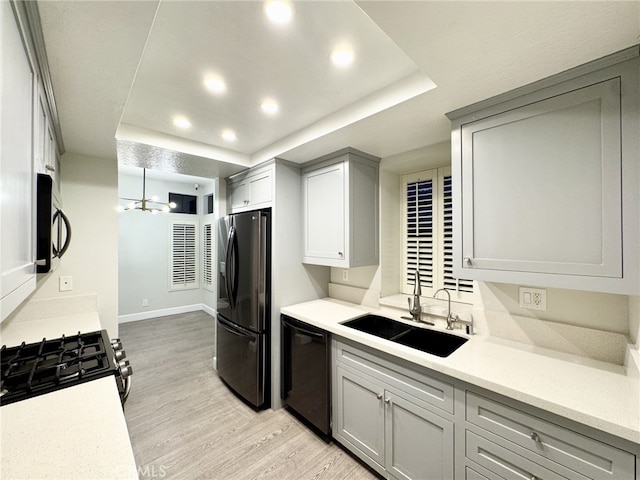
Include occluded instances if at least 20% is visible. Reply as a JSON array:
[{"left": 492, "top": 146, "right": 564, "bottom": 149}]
[
  {"left": 329, "top": 281, "right": 631, "bottom": 366},
  {"left": 2, "top": 293, "right": 98, "bottom": 324}
]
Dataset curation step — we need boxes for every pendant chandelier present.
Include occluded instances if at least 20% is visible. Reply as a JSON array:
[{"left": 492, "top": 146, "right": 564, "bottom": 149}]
[{"left": 119, "top": 168, "right": 176, "bottom": 214}]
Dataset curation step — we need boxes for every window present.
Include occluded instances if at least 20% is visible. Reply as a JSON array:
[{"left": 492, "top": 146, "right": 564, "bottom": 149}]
[
  {"left": 169, "top": 220, "right": 199, "bottom": 290},
  {"left": 205, "top": 194, "right": 214, "bottom": 215},
  {"left": 169, "top": 192, "right": 197, "bottom": 214},
  {"left": 202, "top": 221, "right": 214, "bottom": 292},
  {"left": 402, "top": 167, "right": 473, "bottom": 301}
]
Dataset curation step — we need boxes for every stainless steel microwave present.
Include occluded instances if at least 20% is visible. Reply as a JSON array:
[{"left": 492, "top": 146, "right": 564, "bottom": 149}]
[{"left": 36, "top": 173, "right": 71, "bottom": 273}]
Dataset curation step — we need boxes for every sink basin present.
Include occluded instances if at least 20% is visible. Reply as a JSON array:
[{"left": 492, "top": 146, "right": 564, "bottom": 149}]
[
  {"left": 391, "top": 327, "right": 468, "bottom": 357},
  {"left": 342, "top": 314, "right": 468, "bottom": 357},
  {"left": 342, "top": 315, "right": 412, "bottom": 339}
]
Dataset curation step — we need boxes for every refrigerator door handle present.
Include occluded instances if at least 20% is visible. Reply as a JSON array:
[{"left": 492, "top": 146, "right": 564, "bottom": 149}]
[
  {"left": 218, "top": 317, "right": 256, "bottom": 342},
  {"left": 226, "top": 225, "right": 238, "bottom": 309},
  {"left": 257, "top": 213, "right": 268, "bottom": 331}
]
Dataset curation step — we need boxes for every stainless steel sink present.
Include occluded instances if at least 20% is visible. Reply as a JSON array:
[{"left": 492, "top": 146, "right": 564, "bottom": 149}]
[{"left": 342, "top": 314, "right": 467, "bottom": 357}]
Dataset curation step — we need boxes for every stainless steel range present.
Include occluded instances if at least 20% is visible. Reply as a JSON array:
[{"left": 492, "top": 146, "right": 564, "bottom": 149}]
[{"left": 0, "top": 330, "right": 132, "bottom": 406}]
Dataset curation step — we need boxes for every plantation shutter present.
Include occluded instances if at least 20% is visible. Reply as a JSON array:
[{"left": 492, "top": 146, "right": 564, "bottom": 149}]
[
  {"left": 402, "top": 168, "right": 474, "bottom": 300},
  {"left": 170, "top": 220, "right": 198, "bottom": 290},
  {"left": 203, "top": 221, "right": 214, "bottom": 292},
  {"left": 440, "top": 172, "right": 474, "bottom": 294},
  {"left": 403, "top": 170, "right": 436, "bottom": 294}
]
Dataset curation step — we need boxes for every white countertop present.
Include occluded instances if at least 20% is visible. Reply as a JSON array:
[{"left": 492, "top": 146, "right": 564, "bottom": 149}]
[
  {"left": 281, "top": 298, "right": 640, "bottom": 445},
  {"left": 0, "top": 312, "right": 137, "bottom": 480},
  {"left": 0, "top": 311, "right": 102, "bottom": 346}
]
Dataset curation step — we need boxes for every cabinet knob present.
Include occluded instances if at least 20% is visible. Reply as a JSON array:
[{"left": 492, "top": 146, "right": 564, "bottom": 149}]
[
  {"left": 384, "top": 398, "right": 391, "bottom": 405},
  {"left": 463, "top": 256, "right": 472, "bottom": 265},
  {"left": 376, "top": 393, "right": 383, "bottom": 400},
  {"left": 530, "top": 431, "right": 541, "bottom": 443},
  {"left": 338, "top": 252, "right": 343, "bottom": 257},
  {"left": 45, "top": 164, "right": 56, "bottom": 172}
]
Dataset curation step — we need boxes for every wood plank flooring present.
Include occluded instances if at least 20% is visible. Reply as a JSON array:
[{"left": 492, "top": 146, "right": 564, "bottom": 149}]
[{"left": 119, "top": 312, "right": 378, "bottom": 480}]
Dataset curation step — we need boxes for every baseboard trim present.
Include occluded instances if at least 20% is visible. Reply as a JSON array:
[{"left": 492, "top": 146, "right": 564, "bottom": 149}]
[
  {"left": 118, "top": 304, "right": 216, "bottom": 324},
  {"left": 202, "top": 303, "right": 216, "bottom": 317}
]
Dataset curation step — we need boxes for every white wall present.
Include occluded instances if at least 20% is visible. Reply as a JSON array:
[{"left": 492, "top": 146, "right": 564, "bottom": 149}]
[
  {"left": 33, "top": 152, "right": 120, "bottom": 337},
  {"left": 118, "top": 171, "right": 215, "bottom": 318}
]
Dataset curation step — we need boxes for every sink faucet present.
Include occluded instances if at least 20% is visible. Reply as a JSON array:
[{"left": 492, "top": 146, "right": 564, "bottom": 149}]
[
  {"left": 433, "top": 288, "right": 453, "bottom": 328},
  {"left": 402, "top": 271, "right": 434, "bottom": 325},
  {"left": 433, "top": 288, "right": 474, "bottom": 334}
]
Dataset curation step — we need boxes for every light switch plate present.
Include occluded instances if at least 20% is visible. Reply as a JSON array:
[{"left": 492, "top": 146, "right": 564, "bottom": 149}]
[{"left": 519, "top": 286, "right": 546, "bottom": 311}]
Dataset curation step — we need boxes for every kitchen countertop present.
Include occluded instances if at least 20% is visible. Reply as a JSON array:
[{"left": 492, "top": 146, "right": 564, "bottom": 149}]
[
  {"left": 0, "top": 312, "right": 137, "bottom": 480},
  {"left": 281, "top": 298, "right": 640, "bottom": 445}
]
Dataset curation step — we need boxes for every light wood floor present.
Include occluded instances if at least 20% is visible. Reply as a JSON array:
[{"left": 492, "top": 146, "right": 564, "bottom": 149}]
[{"left": 119, "top": 311, "right": 378, "bottom": 480}]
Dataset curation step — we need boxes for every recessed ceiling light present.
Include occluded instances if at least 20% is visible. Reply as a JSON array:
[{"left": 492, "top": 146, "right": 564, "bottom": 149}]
[
  {"left": 331, "top": 47, "right": 354, "bottom": 68},
  {"left": 203, "top": 75, "right": 226, "bottom": 94},
  {"left": 173, "top": 116, "right": 191, "bottom": 129},
  {"left": 221, "top": 129, "right": 237, "bottom": 142},
  {"left": 264, "top": 0, "right": 293, "bottom": 25},
  {"left": 260, "top": 100, "right": 279, "bottom": 115}
]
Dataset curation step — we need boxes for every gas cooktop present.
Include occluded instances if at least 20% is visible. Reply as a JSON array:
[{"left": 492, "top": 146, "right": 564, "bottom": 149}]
[{"left": 0, "top": 330, "right": 117, "bottom": 406}]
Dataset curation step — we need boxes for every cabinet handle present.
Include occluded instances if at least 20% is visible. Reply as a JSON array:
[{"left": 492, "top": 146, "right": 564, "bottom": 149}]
[
  {"left": 530, "top": 431, "right": 541, "bottom": 443},
  {"left": 45, "top": 164, "right": 56, "bottom": 172}
]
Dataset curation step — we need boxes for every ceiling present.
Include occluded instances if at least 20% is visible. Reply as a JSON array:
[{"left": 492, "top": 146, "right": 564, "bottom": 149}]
[{"left": 38, "top": 1, "right": 640, "bottom": 180}]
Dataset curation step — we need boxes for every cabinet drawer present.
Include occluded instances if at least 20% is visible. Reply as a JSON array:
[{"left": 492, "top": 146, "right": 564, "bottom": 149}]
[
  {"left": 465, "top": 466, "right": 497, "bottom": 480},
  {"left": 466, "top": 392, "right": 635, "bottom": 479},
  {"left": 466, "top": 431, "right": 582, "bottom": 480},
  {"left": 335, "top": 340, "right": 454, "bottom": 414}
]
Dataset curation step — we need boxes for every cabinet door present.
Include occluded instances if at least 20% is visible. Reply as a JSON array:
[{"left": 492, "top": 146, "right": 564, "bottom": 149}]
[
  {"left": 35, "top": 86, "right": 47, "bottom": 175},
  {"left": 460, "top": 78, "right": 622, "bottom": 279},
  {"left": 1, "top": 1, "right": 36, "bottom": 320},
  {"left": 45, "top": 124, "right": 58, "bottom": 183},
  {"left": 303, "top": 162, "right": 345, "bottom": 264},
  {"left": 247, "top": 169, "right": 272, "bottom": 206},
  {"left": 334, "top": 366, "right": 385, "bottom": 468},
  {"left": 385, "top": 391, "right": 454, "bottom": 480},
  {"left": 229, "top": 180, "right": 249, "bottom": 211}
]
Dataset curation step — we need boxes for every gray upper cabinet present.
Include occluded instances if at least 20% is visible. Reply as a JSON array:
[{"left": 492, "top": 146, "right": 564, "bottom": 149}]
[
  {"left": 447, "top": 47, "right": 639, "bottom": 295},
  {"left": 226, "top": 162, "right": 273, "bottom": 213},
  {"left": 1, "top": 0, "right": 36, "bottom": 322},
  {"left": 302, "top": 148, "right": 380, "bottom": 268}
]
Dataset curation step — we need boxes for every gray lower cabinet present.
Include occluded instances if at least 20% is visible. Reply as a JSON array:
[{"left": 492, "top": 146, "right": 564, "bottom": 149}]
[
  {"left": 332, "top": 340, "right": 455, "bottom": 480},
  {"left": 464, "top": 392, "right": 636, "bottom": 480},
  {"left": 330, "top": 337, "right": 637, "bottom": 480}
]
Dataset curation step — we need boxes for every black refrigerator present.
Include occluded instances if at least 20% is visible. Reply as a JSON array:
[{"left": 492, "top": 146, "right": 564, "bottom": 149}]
[{"left": 217, "top": 210, "right": 270, "bottom": 408}]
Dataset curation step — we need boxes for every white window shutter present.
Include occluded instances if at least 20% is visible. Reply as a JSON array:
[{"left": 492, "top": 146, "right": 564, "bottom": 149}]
[
  {"left": 402, "top": 167, "right": 474, "bottom": 300},
  {"left": 402, "top": 169, "right": 437, "bottom": 294},
  {"left": 169, "top": 220, "right": 199, "bottom": 291},
  {"left": 440, "top": 170, "right": 474, "bottom": 295},
  {"left": 202, "top": 221, "right": 214, "bottom": 292}
]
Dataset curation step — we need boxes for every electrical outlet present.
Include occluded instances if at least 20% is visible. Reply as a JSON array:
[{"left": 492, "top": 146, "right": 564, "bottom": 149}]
[
  {"left": 142, "top": 299, "right": 149, "bottom": 307},
  {"left": 342, "top": 269, "right": 348, "bottom": 282},
  {"left": 519, "top": 286, "right": 546, "bottom": 311},
  {"left": 59, "top": 276, "right": 73, "bottom": 292}
]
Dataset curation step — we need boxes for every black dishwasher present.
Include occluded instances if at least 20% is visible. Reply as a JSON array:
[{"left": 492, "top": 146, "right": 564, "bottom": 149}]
[{"left": 281, "top": 314, "right": 330, "bottom": 436}]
